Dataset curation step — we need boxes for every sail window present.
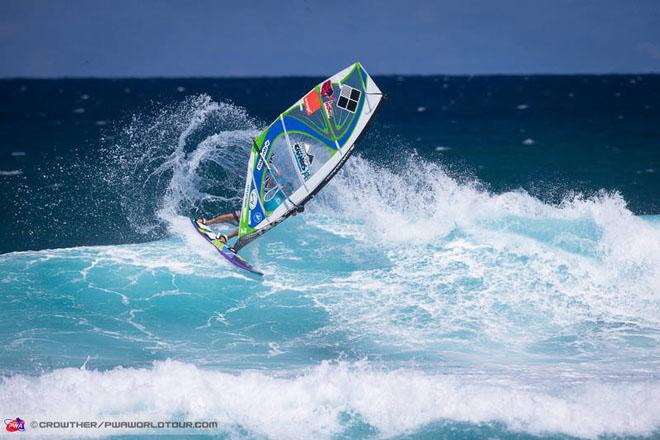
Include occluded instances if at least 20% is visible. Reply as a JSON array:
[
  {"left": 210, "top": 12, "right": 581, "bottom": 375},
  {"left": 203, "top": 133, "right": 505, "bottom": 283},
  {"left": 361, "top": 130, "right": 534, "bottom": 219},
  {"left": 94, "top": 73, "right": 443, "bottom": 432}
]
[{"left": 337, "top": 85, "right": 361, "bottom": 113}]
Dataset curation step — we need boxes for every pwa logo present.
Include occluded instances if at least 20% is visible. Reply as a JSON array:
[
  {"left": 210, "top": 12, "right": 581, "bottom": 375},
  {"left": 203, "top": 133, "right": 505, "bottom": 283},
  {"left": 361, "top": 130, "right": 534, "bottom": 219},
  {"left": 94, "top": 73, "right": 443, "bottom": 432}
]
[{"left": 4, "top": 417, "right": 25, "bottom": 432}]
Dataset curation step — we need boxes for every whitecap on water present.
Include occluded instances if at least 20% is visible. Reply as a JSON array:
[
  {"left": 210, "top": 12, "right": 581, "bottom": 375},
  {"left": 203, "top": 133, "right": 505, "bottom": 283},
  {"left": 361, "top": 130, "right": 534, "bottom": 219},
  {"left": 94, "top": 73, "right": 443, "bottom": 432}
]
[
  {"left": 0, "top": 170, "right": 22, "bottom": 176},
  {"left": 1, "top": 360, "right": 659, "bottom": 439}
]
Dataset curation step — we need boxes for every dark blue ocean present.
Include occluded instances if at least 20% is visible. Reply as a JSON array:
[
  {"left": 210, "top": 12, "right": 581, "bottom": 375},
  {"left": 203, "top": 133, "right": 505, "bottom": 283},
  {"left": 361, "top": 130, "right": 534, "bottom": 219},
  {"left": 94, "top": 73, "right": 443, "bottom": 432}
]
[{"left": 1, "top": 75, "right": 659, "bottom": 439}]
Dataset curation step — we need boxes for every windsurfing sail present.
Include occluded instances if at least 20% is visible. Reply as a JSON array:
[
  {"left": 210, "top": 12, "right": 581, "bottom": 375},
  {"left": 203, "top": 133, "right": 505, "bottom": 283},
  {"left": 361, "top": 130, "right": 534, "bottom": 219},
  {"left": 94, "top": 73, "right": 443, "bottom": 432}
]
[{"left": 234, "top": 62, "right": 383, "bottom": 251}]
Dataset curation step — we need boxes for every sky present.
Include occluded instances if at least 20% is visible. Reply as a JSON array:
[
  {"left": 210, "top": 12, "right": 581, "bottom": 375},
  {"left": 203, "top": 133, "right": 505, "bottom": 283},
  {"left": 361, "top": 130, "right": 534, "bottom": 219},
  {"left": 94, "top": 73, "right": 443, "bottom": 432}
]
[{"left": 1, "top": 0, "right": 660, "bottom": 77}]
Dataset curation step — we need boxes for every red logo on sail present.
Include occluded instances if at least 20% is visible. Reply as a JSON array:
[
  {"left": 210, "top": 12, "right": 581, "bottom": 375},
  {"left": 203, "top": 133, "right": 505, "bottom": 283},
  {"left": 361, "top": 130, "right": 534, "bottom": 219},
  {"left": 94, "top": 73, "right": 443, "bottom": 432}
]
[
  {"left": 303, "top": 90, "right": 321, "bottom": 115},
  {"left": 321, "top": 80, "right": 333, "bottom": 97}
]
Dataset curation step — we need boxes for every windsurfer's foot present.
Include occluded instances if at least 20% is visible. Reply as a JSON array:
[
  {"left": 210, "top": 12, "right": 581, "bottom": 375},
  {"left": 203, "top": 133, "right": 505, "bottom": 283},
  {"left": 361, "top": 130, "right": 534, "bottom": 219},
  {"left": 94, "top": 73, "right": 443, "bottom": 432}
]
[
  {"left": 196, "top": 218, "right": 207, "bottom": 226},
  {"left": 218, "top": 234, "right": 228, "bottom": 243}
]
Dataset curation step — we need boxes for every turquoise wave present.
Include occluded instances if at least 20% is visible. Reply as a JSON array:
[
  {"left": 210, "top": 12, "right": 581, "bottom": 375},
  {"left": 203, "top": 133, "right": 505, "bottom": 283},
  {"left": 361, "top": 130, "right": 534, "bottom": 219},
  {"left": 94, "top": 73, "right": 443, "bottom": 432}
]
[{"left": 1, "top": 172, "right": 659, "bottom": 438}]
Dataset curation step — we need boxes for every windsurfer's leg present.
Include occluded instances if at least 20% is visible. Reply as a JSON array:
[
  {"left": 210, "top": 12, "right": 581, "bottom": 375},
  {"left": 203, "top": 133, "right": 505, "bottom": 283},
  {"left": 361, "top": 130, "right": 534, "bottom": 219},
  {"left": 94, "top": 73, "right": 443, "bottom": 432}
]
[
  {"left": 218, "top": 228, "right": 239, "bottom": 247},
  {"left": 202, "top": 213, "right": 235, "bottom": 225},
  {"left": 226, "top": 228, "right": 240, "bottom": 251}
]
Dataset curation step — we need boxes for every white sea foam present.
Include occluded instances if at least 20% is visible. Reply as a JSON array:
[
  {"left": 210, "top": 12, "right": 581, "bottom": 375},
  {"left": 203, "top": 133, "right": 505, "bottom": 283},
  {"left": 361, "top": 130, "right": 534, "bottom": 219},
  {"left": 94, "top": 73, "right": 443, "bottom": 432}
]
[
  {"left": 1, "top": 237, "right": 243, "bottom": 282},
  {"left": 1, "top": 360, "right": 659, "bottom": 439},
  {"left": 304, "top": 155, "right": 660, "bottom": 363},
  {"left": 102, "top": 95, "right": 259, "bottom": 244}
]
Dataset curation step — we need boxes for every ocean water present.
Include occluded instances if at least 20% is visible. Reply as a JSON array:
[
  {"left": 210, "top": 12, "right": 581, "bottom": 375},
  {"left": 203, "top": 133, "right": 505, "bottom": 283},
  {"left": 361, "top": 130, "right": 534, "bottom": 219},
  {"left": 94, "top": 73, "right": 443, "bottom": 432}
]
[{"left": 1, "top": 75, "right": 659, "bottom": 439}]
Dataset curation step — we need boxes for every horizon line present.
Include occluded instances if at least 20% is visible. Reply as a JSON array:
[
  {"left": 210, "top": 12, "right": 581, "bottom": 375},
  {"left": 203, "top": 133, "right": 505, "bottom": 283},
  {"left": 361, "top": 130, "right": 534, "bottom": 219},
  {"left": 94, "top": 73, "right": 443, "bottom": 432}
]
[{"left": 2, "top": 71, "right": 660, "bottom": 81}]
